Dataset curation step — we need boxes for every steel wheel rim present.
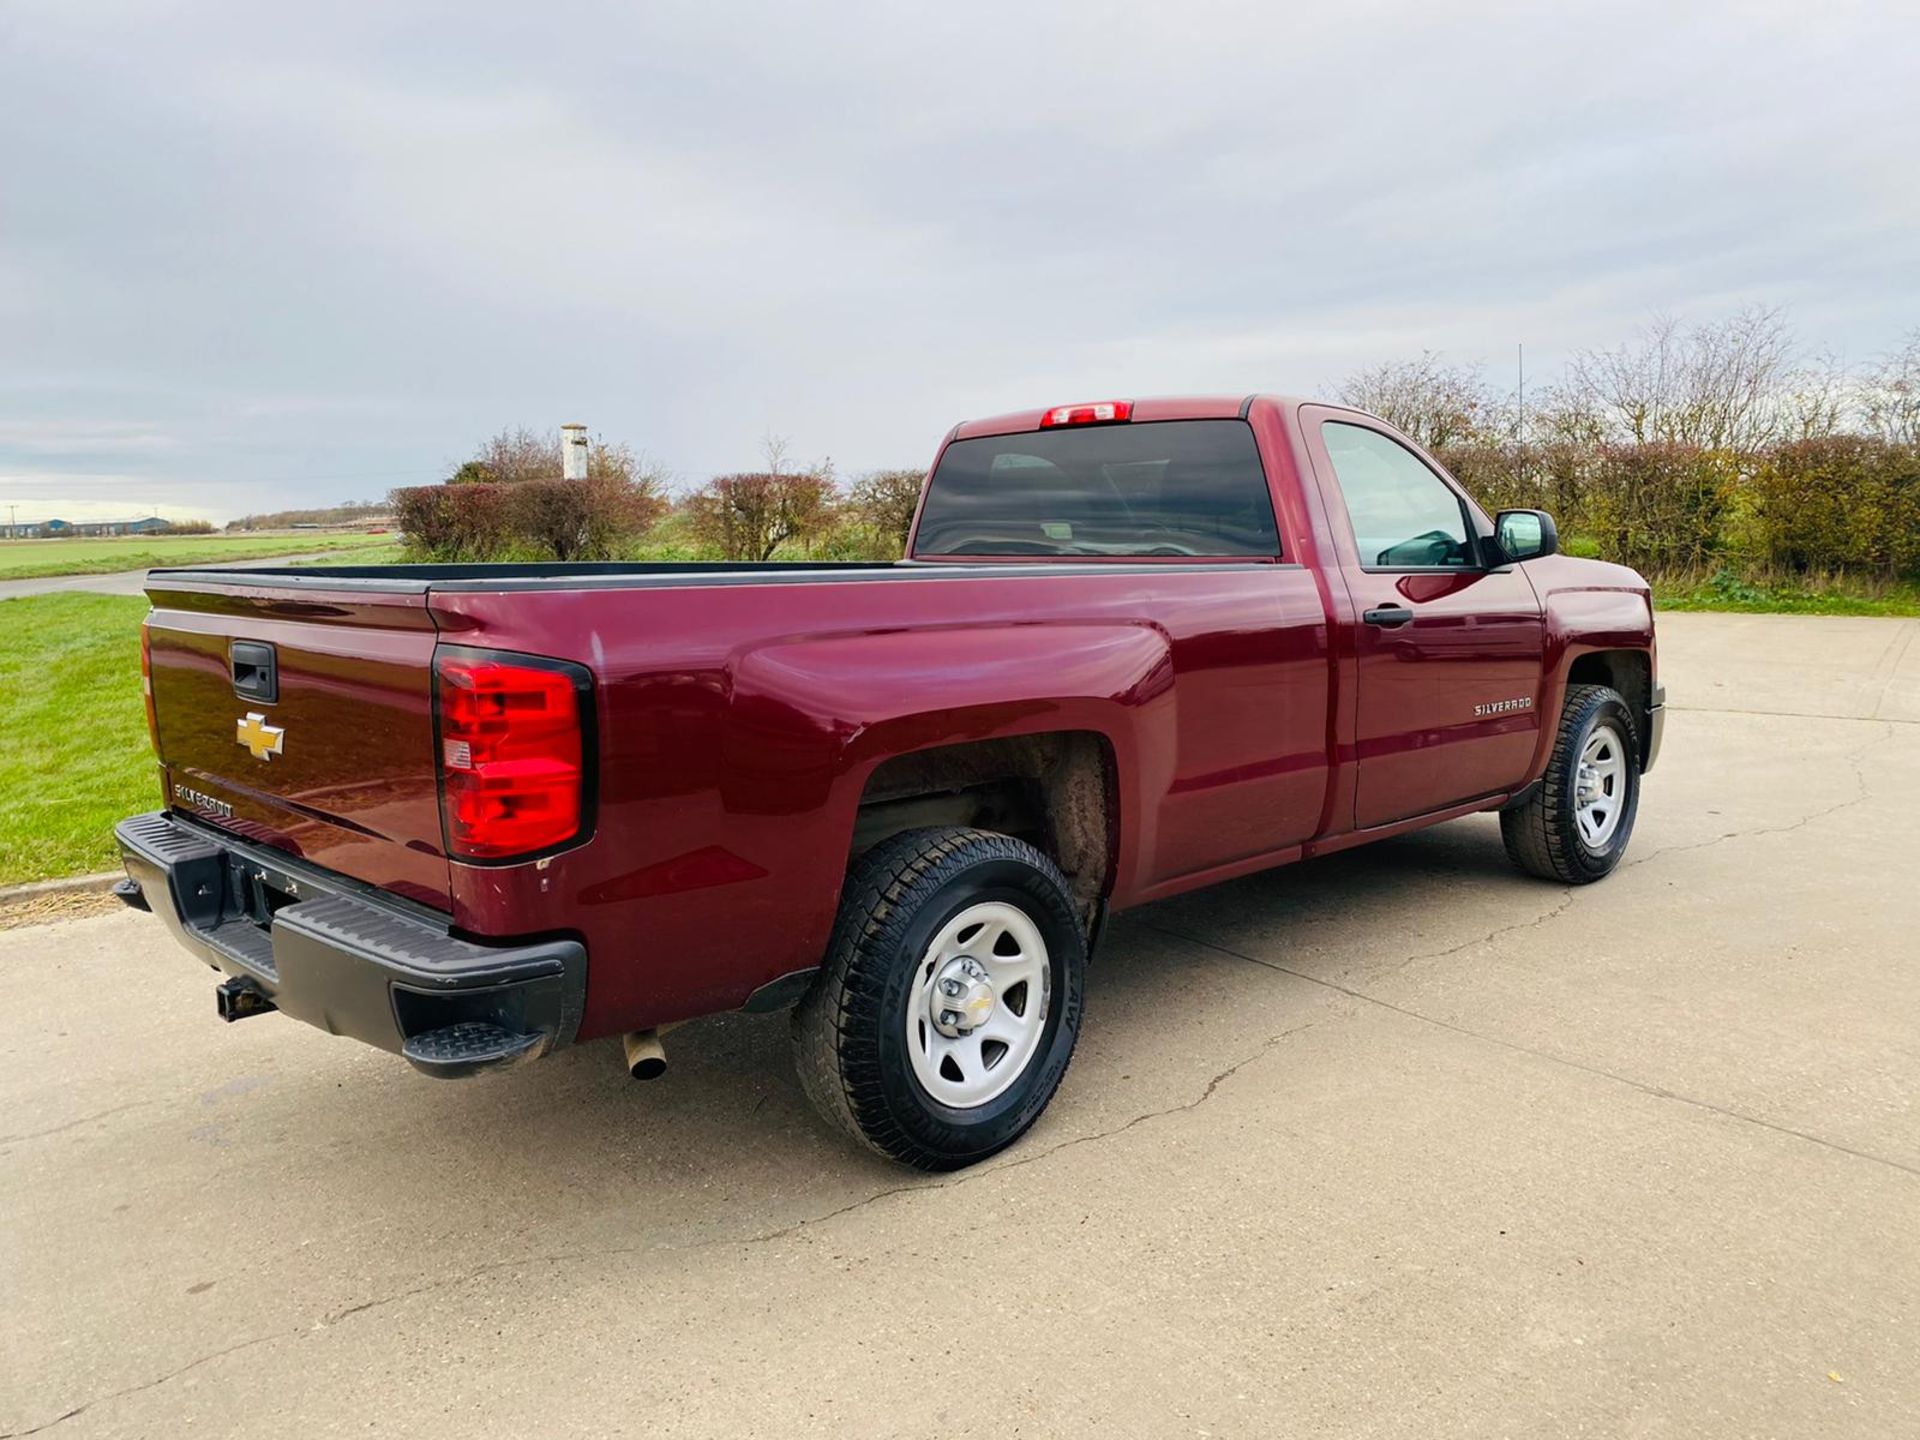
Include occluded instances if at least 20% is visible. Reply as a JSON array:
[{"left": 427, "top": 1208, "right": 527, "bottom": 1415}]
[
  {"left": 905, "top": 901, "right": 1051, "bottom": 1109},
  {"left": 1574, "top": 721, "right": 1627, "bottom": 848}
]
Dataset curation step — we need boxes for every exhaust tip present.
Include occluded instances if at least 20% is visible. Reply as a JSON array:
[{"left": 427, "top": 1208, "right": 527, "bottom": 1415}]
[{"left": 622, "top": 1029, "right": 667, "bottom": 1081}]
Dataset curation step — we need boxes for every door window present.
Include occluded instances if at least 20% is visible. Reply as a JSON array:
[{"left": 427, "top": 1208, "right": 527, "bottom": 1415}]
[{"left": 1322, "top": 423, "right": 1474, "bottom": 569}]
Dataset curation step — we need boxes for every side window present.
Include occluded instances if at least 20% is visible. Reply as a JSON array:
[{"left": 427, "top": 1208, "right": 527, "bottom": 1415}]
[{"left": 1322, "top": 423, "right": 1474, "bottom": 569}]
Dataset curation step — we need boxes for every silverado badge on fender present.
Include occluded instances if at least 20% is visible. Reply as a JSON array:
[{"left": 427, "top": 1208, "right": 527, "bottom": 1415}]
[{"left": 236, "top": 711, "right": 285, "bottom": 761}]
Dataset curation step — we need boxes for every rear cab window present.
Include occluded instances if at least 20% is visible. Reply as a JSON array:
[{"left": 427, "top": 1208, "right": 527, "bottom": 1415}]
[{"left": 912, "top": 419, "right": 1281, "bottom": 559}]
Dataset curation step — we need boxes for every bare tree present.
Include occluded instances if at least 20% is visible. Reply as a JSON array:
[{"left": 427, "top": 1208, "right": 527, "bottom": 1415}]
[
  {"left": 1863, "top": 329, "right": 1920, "bottom": 446},
  {"left": 1336, "top": 353, "right": 1504, "bottom": 450},
  {"left": 1566, "top": 306, "right": 1795, "bottom": 450},
  {"left": 1776, "top": 350, "right": 1857, "bottom": 441},
  {"left": 585, "top": 437, "right": 671, "bottom": 492}
]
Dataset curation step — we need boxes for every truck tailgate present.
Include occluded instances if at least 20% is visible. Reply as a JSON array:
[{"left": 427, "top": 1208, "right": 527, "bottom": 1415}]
[{"left": 143, "top": 575, "right": 451, "bottom": 911}]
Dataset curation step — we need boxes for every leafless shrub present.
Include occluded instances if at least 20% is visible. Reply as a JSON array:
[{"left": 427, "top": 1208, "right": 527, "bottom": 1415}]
[
  {"left": 684, "top": 471, "right": 838, "bottom": 562},
  {"left": 507, "top": 475, "right": 669, "bottom": 561},
  {"left": 846, "top": 469, "right": 926, "bottom": 552}
]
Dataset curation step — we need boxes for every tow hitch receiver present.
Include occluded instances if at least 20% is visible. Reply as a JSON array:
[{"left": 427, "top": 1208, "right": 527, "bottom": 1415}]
[{"left": 216, "top": 976, "right": 276, "bottom": 1022}]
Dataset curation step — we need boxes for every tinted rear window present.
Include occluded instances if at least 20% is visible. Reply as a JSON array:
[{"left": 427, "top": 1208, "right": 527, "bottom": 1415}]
[{"left": 912, "top": 420, "right": 1280, "bottom": 558}]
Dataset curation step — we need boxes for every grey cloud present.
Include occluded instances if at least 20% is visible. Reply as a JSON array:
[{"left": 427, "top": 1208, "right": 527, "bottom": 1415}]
[{"left": 2, "top": 0, "right": 1915, "bottom": 519}]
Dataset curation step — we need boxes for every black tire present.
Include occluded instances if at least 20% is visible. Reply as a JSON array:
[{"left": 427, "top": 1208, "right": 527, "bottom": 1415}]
[
  {"left": 793, "top": 827, "right": 1086, "bottom": 1170},
  {"left": 1501, "top": 683, "right": 1641, "bottom": 884}
]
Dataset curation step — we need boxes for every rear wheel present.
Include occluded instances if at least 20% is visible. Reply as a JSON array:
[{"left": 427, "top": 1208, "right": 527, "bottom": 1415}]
[
  {"left": 793, "top": 827, "right": 1086, "bottom": 1170},
  {"left": 1501, "top": 683, "right": 1641, "bottom": 883}
]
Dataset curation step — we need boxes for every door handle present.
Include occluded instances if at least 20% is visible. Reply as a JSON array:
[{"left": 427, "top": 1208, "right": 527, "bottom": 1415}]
[{"left": 1363, "top": 606, "right": 1414, "bottom": 627}]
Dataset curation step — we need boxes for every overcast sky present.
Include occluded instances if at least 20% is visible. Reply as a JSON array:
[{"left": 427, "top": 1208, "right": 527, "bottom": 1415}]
[{"left": 2, "top": 0, "right": 1916, "bottom": 522}]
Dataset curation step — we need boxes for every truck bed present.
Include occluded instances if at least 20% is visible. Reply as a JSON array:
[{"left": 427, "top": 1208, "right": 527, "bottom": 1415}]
[{"left": 150, "top": 558, "right": 1257, "bottom": 591}]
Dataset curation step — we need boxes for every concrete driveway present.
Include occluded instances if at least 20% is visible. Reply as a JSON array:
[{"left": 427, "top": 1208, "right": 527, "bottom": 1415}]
[{"left": 3, "top": 613, "right": 1917, "bottom": 1439}]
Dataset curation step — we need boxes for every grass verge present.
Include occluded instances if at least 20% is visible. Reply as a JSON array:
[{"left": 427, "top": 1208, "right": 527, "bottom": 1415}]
[
  {"left": 0, "top": 532, "right": 393, "bottom": 580},
  {"left": 1652, "top": 573, "right": 1920, "bottom": 617},
  {"left": 0, "top": 594, "right": 157, "bottom": 885}
]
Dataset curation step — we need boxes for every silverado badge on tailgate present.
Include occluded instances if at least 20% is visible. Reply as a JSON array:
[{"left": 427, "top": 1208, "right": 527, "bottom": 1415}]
[{"left": 235, "top": 712, "right": 285, "bottom": 761}]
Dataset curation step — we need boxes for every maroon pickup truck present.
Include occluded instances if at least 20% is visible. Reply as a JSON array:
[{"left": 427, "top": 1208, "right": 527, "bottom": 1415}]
[{"left": 117, "top": 395, "right": 1662, "bottom": 1169}]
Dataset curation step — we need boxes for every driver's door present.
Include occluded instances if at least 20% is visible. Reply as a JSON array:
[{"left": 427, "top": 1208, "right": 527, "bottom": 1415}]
[{"left": 1304, "top": 412, "right": 1546, "bottom": 829}]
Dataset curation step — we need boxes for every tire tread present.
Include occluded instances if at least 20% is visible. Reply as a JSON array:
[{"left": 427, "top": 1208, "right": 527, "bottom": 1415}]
[
  {"left": 793, "top": 826, "right": 1080, "bottom": 1169},
  {"left": 1501, "top": 683, "right": 1638, "bottom": 884}
]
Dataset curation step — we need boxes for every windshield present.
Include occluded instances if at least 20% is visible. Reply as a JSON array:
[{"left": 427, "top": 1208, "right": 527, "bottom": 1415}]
[{"left": 912, "top": 419, "right": 1281, "bottom": 558}]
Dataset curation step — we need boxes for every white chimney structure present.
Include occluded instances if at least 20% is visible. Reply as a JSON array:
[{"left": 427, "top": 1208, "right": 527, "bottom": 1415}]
[{"left": 561, "top": 423, "right": 589, "bottom": 481}]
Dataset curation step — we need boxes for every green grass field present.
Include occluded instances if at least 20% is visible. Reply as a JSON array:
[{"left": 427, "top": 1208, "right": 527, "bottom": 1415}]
[
  {"left": 0, "top": 532, "right": 393, "bottom": 580},
  {"left": 299, "top": 540, "right": 410, "bottom": 565},
  {"left": 0, "top": 594, "right": 156, "bottom": 884}
]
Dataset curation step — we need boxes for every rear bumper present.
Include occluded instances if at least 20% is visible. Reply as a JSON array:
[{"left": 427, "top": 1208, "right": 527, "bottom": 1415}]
[
  {"left": 115, "top": 811, "right": 585, "bottom": 1077},
  {"left": 1642, "top": 683, "right": 1666, "bottom": 773}
]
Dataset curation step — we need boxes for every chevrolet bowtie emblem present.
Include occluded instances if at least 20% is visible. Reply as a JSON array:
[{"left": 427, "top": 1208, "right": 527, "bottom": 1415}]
[{"left": 236, "top": 711, "right": 285, "bottom": 761}]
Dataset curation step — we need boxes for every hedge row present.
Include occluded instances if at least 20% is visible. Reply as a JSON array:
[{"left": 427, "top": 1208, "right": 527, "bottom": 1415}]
[
  {"left": 1445, "top": 436, "right": 1920, "bottom": 580},
  {"left": 392, "top": 436, "right": 1917, "bottom": 581}
]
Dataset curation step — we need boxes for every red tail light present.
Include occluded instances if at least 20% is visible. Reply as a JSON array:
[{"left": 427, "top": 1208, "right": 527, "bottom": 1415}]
[
  {"left": 140, "top": 621, "right": 159, "bottom": 756},
  {"left": 434, "top": 649, "right": 592, "bottom": 862},
  {"left": 1039, "top": 400, "right": 1132, "bottom": 428}
]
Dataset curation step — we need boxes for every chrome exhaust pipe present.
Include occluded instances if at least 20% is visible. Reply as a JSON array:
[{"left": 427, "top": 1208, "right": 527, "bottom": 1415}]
[{"left": 622, "top": 1028, "right": 667, "bottom": 1080}]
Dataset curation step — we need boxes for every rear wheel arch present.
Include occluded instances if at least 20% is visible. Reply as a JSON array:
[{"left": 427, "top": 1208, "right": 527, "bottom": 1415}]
[{"left": 848, "top": 730, "right": 1121, "bottom": 920}]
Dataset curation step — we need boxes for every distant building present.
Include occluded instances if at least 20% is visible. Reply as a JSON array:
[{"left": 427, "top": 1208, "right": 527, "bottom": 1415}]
[{"left": 0, "top": 516, "right": 171, "bottom": 539}]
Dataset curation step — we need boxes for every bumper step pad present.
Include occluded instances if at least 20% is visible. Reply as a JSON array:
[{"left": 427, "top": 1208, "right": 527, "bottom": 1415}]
[{"left": 401, "top": 1022, "right": 545, "bottom": 1078}]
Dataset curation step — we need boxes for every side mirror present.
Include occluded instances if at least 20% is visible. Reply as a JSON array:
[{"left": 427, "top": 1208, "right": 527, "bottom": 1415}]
[{"left": 1494, "top": 508, "right": 1558, "bottom": 562}]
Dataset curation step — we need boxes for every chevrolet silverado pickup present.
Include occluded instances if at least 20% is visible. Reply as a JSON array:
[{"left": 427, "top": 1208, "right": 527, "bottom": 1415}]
[{"left": 117, "top": 395, "right": 1663, "bottom": 1169}]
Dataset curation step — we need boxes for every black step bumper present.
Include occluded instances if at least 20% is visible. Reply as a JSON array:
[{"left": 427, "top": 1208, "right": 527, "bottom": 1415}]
[{"left": 115, "top": 812, "right": 585, "bottom": 1078}]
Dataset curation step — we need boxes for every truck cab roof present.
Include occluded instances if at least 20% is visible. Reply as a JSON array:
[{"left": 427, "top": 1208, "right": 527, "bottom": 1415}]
[{"left": 950, "top": 394, "right": 1318, "bottom": 441}]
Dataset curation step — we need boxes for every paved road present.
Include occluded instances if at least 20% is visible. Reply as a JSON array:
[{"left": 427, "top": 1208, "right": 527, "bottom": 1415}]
[
  {"left": 0, "top": 552, "right": 341, "bottom": 601},
  {"left": 3, "top": 613, "right": 1917, "bottom": 1439}
]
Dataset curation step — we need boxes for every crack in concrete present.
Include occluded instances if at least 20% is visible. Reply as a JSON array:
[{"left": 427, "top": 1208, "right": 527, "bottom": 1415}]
[
  {"left": 1137, "top": 921, "right": 1920, "bottom": 1185},
  {"left": 1627, "top": 722, "right": 1894, "bottom": 868},
  {"left": 3, "top": 1021, "right": 1319, "bottom": 1436},
  {"left": 1378, "top": 889, "right": 1575, "bottom": 976},
  {"left": 0, "top": 1101, "right": 155, "bottom": 1148},
  {"left": 745, "top": 1018, "right": 1322, "bottom": 1246},
  {"left": 0, "top": 1333, "right": 283, "bottom": 1438}
]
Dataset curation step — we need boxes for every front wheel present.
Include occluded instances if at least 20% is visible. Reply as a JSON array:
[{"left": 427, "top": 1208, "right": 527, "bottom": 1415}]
[
  {"left": 1501, "top": 683, "right": 1641, "bottom": 884},
  {"left": 793, "top": 827, "right": 1086, "bottom": 1170}
]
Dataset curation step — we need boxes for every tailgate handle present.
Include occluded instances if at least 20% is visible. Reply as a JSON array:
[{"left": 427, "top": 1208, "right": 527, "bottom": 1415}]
[{"left": 230, "top": 641, "right": 278, "bottom": 703}]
